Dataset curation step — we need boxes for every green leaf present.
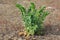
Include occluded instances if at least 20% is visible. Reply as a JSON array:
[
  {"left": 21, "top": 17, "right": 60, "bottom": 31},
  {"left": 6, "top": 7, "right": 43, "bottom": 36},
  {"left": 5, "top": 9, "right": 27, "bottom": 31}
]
[
  {"left": 16, "top": 4, "right": 26, "bottom": 16},
  {"left": 27, "top": 2, "right": 36, "bottom": 15},
  {"left": 39, "top": 6, "right": 46, "bottom": 13},
  {"left": 30, "top": 2, "right": 35, "bottom": 9}
]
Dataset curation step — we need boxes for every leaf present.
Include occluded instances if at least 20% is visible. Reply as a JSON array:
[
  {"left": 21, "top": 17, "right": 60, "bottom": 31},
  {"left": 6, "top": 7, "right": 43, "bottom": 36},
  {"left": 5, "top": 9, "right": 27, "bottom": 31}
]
[
  {"left": 27, "top": 2, "right": 36, "bottom": 15},
  {"left": 30, "top": 2, "right": 35, "bottom": 9},
  {"left": 16, "top": 4, "right": 26, "bottom": 16},
  {"left": 39, "top": 5, "right": 46, "bottom": 13}
]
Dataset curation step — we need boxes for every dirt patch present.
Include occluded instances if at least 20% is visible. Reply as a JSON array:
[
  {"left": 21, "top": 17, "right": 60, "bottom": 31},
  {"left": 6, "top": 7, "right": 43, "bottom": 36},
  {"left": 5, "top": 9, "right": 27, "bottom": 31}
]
[
  {"left": 0, "top": 4, "right": 24, "bottom": 40},
  {"left": 0, "top": 0, "right": 60, "bottom": 40}
]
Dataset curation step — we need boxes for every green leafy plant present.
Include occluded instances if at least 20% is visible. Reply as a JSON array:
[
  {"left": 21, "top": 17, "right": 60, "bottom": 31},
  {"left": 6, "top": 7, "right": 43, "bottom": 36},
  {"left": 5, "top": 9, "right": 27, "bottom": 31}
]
[{"left": 16, "top": 3, "right": 49, "bottom": 36}]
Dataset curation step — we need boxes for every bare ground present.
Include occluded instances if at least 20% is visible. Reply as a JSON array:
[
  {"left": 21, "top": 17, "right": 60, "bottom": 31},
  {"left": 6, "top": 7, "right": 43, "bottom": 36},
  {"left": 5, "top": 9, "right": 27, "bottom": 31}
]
[{"left": 0, "top": 0, "right": 60, "bottom": 40}]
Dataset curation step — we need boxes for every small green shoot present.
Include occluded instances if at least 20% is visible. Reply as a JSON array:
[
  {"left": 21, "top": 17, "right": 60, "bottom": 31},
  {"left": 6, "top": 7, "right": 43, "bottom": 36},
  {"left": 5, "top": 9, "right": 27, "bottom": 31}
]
[{"left": 16, "top": 2, "right": 49, "bottom": 36}]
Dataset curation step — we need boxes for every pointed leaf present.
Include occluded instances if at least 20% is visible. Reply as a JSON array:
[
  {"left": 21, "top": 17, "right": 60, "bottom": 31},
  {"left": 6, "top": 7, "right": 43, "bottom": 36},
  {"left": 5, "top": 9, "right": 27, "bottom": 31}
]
[{"left": 16, "top": 4, "right": 26, "bottom": 16}]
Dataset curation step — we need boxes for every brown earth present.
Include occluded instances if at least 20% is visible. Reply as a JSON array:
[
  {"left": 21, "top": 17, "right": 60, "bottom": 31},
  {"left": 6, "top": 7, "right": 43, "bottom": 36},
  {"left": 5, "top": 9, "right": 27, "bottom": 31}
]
[{"left": 0, "top": 0, "right": 60, "bottom": 40}]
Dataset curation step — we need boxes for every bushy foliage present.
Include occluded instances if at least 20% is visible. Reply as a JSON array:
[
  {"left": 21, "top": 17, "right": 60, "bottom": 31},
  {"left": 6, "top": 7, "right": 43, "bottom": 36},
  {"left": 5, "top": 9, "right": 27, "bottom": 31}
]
[{"left": 16, "top": 3, "right": 49, "bottom": 35}]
